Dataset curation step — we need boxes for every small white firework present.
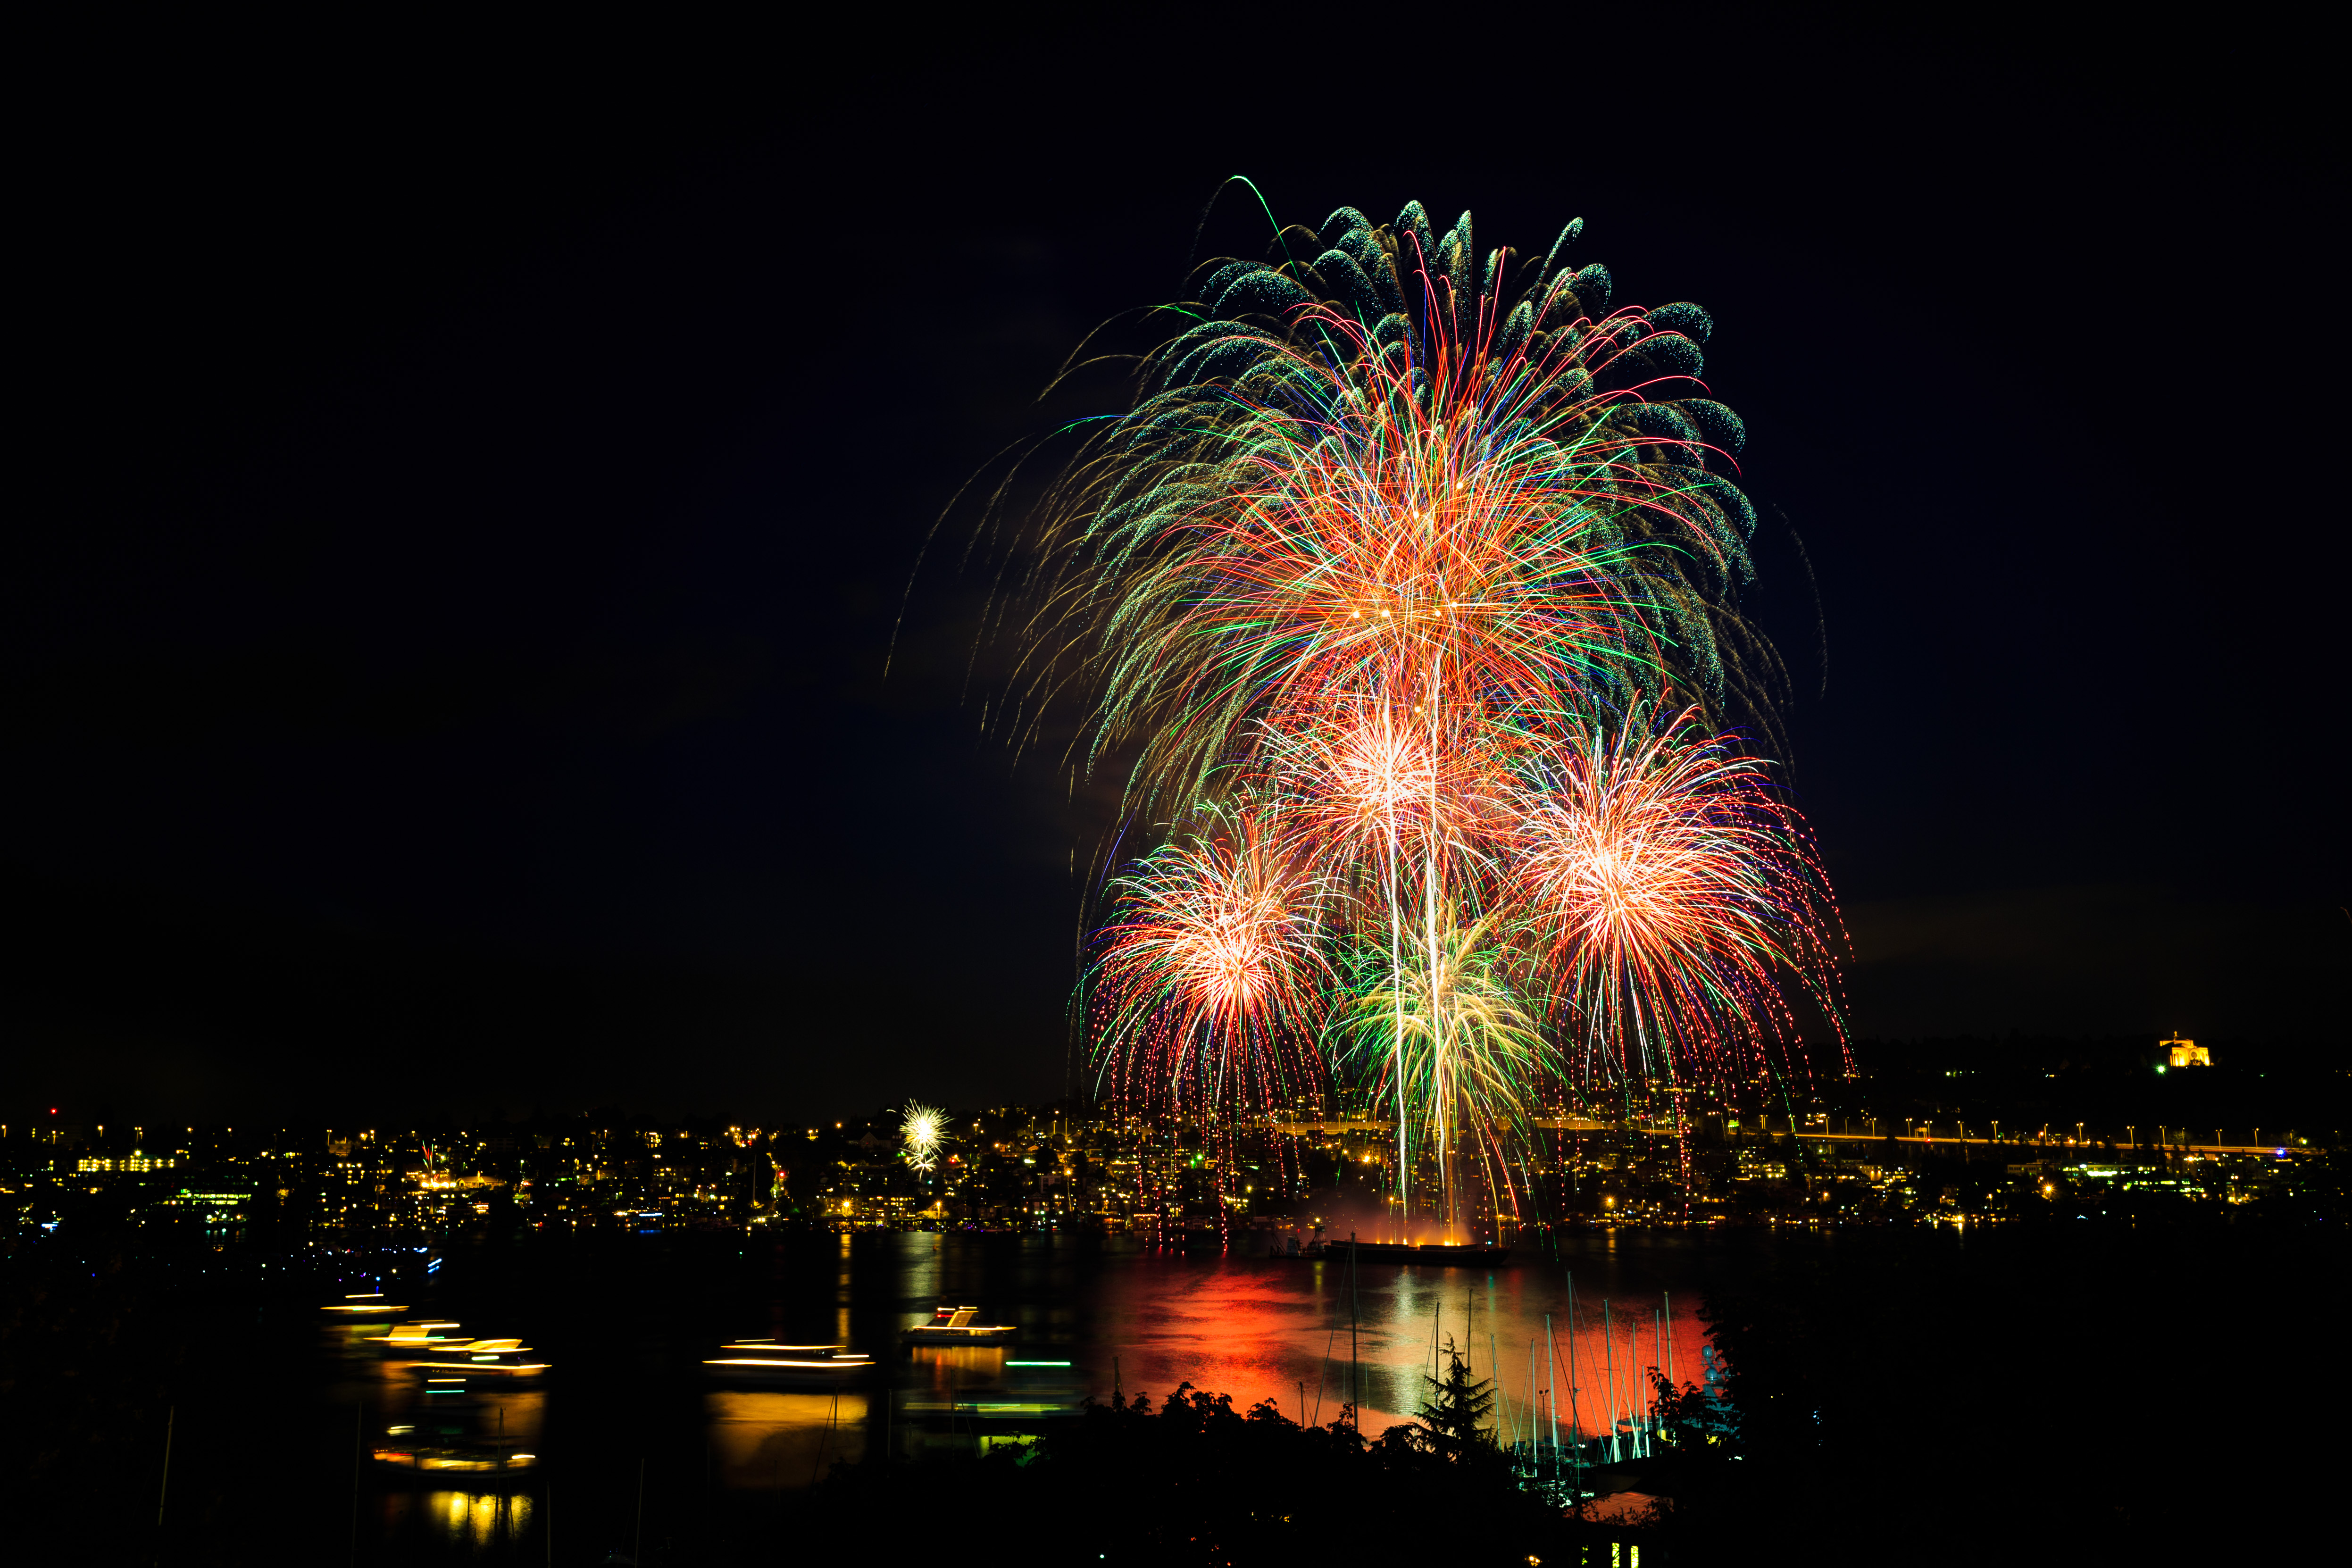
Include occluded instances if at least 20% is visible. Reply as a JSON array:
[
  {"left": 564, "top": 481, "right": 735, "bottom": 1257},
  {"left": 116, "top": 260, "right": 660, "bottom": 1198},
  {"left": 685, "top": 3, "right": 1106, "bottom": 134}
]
[{"left": 900, "top": 1101, "right": 945, "bottom": 1172}]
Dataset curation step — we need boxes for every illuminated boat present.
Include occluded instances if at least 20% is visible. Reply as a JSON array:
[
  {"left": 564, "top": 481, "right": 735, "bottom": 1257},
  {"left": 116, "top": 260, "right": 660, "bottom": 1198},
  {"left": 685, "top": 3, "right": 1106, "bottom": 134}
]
[
  {"left": 903, "top": 1306, "right": 1016, "bottom": 1343},
  {"left": 1320, "top": 1239, "right": 1510, "bottom": 1267},
  {"left": 322, "top": 1292, "right": 409, "bottom": 1315},
  {"left": 411, "top": 1338, "right": 550, "bottom": 1380},
  {"left": 701, "top": 1340, "right": 875, "bottom": 1385},
  {"left": 363, "top": 1320, "right": 467, "bottom": 1355},
  {"left": 372, "top": 1436, "right": 540, "bottom": 1482}
]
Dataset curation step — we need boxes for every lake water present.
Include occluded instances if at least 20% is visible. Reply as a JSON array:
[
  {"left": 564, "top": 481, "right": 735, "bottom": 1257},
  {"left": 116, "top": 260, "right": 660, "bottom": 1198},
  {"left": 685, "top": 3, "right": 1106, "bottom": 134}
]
[{"left": 319, "top": 1229, "right": 1752, "bottom": 1559}]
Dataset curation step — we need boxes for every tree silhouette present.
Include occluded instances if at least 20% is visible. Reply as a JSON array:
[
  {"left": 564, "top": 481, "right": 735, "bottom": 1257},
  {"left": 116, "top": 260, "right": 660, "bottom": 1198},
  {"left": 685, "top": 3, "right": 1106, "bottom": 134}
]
[{"left": 1411, "top": 1335, "right": 1497, "bottom": 1463}]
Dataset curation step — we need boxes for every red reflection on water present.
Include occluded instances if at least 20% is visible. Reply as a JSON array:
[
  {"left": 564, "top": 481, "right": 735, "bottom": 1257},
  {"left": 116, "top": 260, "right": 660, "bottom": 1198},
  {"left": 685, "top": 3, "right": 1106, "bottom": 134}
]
[
  {"left": 907, "top": 1343, "right": 1006, "bottom": 1398},
  {"left": 1078, "top": 1251, "right": 1710, "bottom": 1437}
]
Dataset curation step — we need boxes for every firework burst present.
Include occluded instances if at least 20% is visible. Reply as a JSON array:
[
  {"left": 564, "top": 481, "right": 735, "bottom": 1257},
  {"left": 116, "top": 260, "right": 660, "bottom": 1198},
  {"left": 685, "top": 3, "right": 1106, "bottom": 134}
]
[
  {"left": 1511, "top": 702, "right": 1846, "bottom": 1088},
  {"left": 900, "top": 1101, "right": 946, "bottom": 1172},
  {"left": 1009, "top": 193, "right": 1842, "bottom": 1226},
  {"left": 1087, "top": 803, "right": 1327, "bottom": 1121}
]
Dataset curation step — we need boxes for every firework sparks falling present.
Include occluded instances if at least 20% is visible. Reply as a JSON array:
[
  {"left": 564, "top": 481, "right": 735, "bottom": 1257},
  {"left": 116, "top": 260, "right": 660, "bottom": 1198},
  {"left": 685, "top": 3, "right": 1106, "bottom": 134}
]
[
  {"left": 1336, "top": 908, "right": 1556, "bottom": 1226},
  {"left": 1511, "top": 702, "right": 1846, "bottom": 1087},
  {"left": 1061, "top": 287, "right": 1742, "bottom": 815},
  {"left": 1001, "top": 194, "right": 1843, "bottom": 1224},
  {"left": 1089, "top": 804, "right": 1327, "bottom": 1120}
]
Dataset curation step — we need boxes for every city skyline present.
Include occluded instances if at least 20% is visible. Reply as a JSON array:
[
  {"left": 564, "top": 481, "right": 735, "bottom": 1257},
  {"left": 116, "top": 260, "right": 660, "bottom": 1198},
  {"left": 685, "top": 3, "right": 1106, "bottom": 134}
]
[{"left": 17, "top": 1054, "right": 2320, "bottom": 1253}]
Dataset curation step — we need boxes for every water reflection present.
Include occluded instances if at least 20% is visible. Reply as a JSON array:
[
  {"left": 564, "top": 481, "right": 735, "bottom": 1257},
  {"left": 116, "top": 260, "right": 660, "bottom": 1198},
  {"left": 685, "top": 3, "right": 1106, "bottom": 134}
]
[
  {"left": 382, "top": 1489, "right": 534, "bottom": 1551},
  {"left": 322, "top": 1301, "right": 554, "bottom": 1542},
  {"left": 706, "top": 1390, "right": 868, "bottom": 1487},
  {"left": 1060, "top": 1244, "right": 1711, "bottom": 1431},
  {"left": 319, "top": 1227, "right": 1738, "bottom": 1560},
  {"left": 905, "top": 1343, "right": 1006, "bottom": 1397}
]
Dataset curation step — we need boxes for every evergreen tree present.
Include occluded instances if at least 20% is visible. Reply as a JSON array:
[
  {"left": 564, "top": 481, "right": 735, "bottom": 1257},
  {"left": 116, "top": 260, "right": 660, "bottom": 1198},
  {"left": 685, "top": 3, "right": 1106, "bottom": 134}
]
[{"left": 1411, "top": 1334, "right": 1497, "bottom": 1463}]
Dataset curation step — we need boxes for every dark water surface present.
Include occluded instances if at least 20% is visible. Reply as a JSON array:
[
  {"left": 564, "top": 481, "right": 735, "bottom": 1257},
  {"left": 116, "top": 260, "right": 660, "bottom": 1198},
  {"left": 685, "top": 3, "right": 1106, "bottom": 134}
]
[
  {"left": 311, "top": 1230, "right": 1751, "bottom": 1560},
  {"left": 83, "top": 1223, "right": 2308, "bottom": 1563}
]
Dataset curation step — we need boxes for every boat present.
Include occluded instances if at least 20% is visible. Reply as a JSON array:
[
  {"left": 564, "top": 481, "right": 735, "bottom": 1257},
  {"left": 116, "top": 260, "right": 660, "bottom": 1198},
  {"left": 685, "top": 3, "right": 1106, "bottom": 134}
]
[
  {"left": 371, "top": 1440, "right": 541, "bottom": 1482},
  {"left": 373, "top": 1397, "right": 537, "bottom": 1484},
  {"left": 410, "top": 1337, "right": 550, "bottom": 1380},
  {"left": 322, "top": 1292, "right": 408, "bottom": 1315},
  {"left": 1320, "top": 1238, "right": 1510, "bottom": 1267},
  {"left": 362, "top": 1320, "right": 467, "bottom": 1355},
  {"left": 702, "top": 1340, "right": 875, "bottom": 1384},
  {"left": 902, "top": 1305, "right": 1017, "bottom": 1343}
]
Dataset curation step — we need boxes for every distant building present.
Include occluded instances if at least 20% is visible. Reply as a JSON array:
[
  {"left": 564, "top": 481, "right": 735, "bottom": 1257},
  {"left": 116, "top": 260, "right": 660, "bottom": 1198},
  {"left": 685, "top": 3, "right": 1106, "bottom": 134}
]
[
  {"left": 75, "top": 1153, "right": 175, "bottom": 1173},
  {"left": 2162, "top": 1034, "right": 2210, "bottom": 1068}
]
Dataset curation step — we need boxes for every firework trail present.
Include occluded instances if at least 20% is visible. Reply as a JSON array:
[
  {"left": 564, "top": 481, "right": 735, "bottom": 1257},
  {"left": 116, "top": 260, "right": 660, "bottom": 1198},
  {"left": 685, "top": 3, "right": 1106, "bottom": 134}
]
[
  {"left": 1510, "top": 701, "right": 1847, "bottom": 1089},
  {"left": 1087, "top": 803, "right": 1327, "bottom": 1122},
  {"left": 1062, "top": 274, "right": 1747, "bottom": 815},
  {"left": 1262, "top": 689, "right": 1513, "bottom": 1181},
  {"left": 1086, "top": 803, "right": 1329, "bottom": 1238},
  {"left": 1009, "top": 194, "right": 1841, "bottom": 1225},
  {"left": 1333, "top": 908, "right": 1556, "bottom": 1228}
]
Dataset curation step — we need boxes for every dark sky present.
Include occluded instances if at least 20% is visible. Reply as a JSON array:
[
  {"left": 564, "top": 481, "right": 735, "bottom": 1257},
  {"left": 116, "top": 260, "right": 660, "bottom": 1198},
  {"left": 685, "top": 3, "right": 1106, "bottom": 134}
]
[{"left": 8, "top": 13, "right": 2342, "bottom": 1124}]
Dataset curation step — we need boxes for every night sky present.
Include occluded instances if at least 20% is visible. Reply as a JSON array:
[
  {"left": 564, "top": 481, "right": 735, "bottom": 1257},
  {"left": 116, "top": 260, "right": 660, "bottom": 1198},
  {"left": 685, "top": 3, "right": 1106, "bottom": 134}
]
[{"left": 8, "top": 15, "right": 2341, "bottom": 1123}]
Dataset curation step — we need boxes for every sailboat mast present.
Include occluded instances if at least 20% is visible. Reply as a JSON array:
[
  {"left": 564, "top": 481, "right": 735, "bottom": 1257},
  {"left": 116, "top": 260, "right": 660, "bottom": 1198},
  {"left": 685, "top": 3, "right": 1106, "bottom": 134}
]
[
  {"left": 1662, "top": 1288, "right": 1674, "bottom": 1402},
  {"left": 1489, "top": 1329, "right": 1500, "bottom": 1444},
  {"left": 1526, "top": 1336, "right": 1538, "bottom": 1476},
  {"left": 1565, "top": 1274, "right": 1585, "bottom": 1493},
  {"left": 1544, "top": 1313, "right": 1561, "bottom": 1484},
  {"left": 1637, "top": 1316, "right": 1649, "bottom": 1456},
  {"left": 1626, "top": 1311, "right": 1638, "bottom": 1459},
  {"left": 1602, "top": 1299, "right": 1618, "bottom": 1462},
  {"left": 1348, "top": 1234, "right": 1360, "bottom": 1433},
  {"left": 1652, "top": 1303, "right": 1665, "bottom": 1455}
]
